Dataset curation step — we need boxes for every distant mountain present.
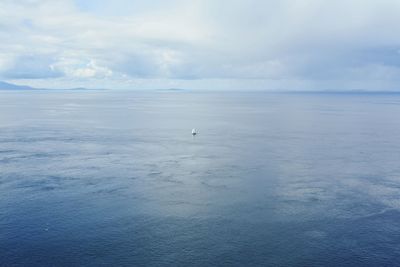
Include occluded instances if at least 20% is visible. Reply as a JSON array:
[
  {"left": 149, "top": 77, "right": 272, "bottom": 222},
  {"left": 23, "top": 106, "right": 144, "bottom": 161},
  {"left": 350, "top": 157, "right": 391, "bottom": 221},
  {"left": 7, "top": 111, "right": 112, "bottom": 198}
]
[
  {"left": 156, "top": 88, "right": 186, "bottom": 92},
  {"left": 0, "top": 81, "right": 38, "bottom": 90},
  {"left": 0, "top": 81, "right": 99, "bottom": 91}
]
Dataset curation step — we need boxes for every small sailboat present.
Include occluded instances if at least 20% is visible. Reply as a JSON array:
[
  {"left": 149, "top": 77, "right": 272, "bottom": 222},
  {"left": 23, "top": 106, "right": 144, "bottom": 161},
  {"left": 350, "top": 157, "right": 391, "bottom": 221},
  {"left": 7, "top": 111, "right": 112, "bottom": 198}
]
[{"left": 192, "top": 128, "right": 197, "bottom": 136}]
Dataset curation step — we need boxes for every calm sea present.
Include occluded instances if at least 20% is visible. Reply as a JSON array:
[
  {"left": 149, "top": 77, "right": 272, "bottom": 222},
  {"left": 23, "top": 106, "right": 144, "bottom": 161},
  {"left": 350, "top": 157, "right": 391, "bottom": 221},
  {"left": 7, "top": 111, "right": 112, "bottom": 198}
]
[{"left": 1, "top": 90, "right": 400, "bottom": 266}]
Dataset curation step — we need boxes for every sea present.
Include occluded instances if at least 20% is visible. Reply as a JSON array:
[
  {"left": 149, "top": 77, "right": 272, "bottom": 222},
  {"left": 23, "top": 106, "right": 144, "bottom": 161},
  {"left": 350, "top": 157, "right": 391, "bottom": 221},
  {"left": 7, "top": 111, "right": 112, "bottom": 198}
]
[{"left": 1, "top": 90, "right": 400, "bottom": 266}]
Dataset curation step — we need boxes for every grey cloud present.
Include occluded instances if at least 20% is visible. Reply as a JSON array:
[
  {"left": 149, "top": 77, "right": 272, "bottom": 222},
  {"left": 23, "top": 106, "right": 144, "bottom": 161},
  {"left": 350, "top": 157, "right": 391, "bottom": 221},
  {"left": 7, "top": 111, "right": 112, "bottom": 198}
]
[
  {"left": 2, "top": 0, "right": 400, "bottom": 90},
  {"left": 1, "top": 55, "right": 63, "bottom": 79}
]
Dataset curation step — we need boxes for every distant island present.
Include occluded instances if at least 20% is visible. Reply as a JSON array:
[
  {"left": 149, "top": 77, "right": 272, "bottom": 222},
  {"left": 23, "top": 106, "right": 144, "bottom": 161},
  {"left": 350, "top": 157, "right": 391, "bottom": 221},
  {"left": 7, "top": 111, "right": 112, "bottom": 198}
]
[
  {"left": 0, "top": 81, "right": 188, "bottom": 91},
  {"left": 0, "top": 81, "right": 99, "bottom": 91},
  {"left": 155, "top": 88, "right": 186, "bottom": 92},
  {"left": 0, "top": 81, "right": 38, "bottom": 90}
]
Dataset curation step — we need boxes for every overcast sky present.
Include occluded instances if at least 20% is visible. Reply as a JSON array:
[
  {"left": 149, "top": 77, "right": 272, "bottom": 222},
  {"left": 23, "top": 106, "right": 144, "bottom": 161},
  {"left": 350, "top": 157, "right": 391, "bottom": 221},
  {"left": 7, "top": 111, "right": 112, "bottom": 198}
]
[{"left": 1, "top": 0, "right": 400, "bottom": 90}]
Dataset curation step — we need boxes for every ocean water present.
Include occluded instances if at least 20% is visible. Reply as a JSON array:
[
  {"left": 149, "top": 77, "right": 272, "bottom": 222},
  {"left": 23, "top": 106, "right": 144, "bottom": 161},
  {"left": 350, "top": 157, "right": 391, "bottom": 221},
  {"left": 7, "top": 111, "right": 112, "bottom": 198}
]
[{"left": 1, "top": 90, "right": 400, "bottom": 266}]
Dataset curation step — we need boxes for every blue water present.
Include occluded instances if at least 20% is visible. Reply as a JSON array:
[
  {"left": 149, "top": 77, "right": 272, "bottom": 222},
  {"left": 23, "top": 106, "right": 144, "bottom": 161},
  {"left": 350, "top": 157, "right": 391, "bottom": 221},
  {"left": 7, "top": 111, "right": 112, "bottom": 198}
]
[{"left": 1, "top": 90, "right": 400, "bottom": 266}]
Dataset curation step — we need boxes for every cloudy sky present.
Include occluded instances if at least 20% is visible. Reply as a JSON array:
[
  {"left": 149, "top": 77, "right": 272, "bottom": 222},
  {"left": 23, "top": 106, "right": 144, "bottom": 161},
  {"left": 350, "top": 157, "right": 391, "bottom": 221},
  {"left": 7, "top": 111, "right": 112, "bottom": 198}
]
[{"left": 1, "top": 0, "right": 400, "bottom": 90}]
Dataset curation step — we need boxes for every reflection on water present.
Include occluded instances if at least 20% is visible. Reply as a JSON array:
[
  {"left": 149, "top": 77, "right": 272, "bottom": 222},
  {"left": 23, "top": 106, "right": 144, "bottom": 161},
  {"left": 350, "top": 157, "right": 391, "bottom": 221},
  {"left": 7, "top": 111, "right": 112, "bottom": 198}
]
[{"left": 1, "top": 91, "right": 400, "bottom": 266}]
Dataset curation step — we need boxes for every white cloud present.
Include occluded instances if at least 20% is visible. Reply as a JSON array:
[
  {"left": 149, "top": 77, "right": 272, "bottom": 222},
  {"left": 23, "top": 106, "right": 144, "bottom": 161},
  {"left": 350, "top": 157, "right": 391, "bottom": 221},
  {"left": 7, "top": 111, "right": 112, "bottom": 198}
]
[
  {"left": 51, "top": 59, "right": 112, "bottom": 78},
  {"left": 1, "top": 0, "right": 400, "bottom": 90}
]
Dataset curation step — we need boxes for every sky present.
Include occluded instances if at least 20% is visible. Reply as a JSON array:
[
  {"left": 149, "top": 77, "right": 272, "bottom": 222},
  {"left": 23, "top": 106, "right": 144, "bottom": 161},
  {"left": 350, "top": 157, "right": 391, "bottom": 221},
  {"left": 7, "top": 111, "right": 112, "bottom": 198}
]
[{"left": 1, "top": 0, "right": 400, "bottom": 90}]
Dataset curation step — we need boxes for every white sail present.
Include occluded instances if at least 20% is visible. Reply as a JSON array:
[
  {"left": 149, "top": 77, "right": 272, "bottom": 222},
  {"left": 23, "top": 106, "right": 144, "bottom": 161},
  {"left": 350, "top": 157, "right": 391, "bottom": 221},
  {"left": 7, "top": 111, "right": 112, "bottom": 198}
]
[{"left": 192, "top": 128, "right": 197, "bottom": 135}]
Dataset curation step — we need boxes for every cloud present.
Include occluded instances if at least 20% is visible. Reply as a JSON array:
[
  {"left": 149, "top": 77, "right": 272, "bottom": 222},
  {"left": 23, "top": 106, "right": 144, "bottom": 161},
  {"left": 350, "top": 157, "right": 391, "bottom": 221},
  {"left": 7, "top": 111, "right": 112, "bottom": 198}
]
[
  {"left": 1, "top": 0, "right": 400, "bottom": 90},
  {"left": 51, "top": 58, "right": 112, "bottom": 78},
  {"left": 1, "top": 54, "right": 62, "bottom": 79}
]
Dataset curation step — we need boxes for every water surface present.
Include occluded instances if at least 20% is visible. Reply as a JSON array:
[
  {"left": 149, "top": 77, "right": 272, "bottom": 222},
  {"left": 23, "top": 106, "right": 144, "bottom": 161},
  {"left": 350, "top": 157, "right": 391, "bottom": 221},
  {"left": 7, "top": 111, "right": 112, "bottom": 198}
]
[{"left": 1, "top": 90, "right": 400, "bottom": 266}]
